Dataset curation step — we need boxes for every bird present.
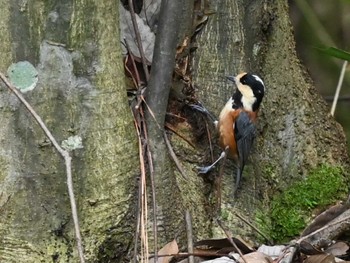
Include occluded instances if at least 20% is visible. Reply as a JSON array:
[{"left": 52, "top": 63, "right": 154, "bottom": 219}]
[{"left": 191, "top": 72, "right": 265, "bottom": 195}]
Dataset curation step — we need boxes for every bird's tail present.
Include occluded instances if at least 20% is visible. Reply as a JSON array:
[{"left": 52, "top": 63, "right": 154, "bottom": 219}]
[{"left": 233, "top": 164, "right": 244, "bottom": 196}]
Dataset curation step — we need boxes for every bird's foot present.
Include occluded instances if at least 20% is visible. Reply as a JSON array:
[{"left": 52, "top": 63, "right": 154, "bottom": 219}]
[{"left": 197, "top": 165, "right": 215, "bottom": 174}]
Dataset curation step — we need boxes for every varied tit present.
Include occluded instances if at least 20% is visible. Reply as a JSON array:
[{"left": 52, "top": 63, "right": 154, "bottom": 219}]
[{"left": 192, "top": 72, "right": 265, "bottom": 195}]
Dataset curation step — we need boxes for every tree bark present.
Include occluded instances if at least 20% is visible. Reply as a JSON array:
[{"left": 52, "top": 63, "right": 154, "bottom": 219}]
[
  {"left": 191, "top": 0, "right": 349, "bottom": 235},
  {"left": 0, "top": 1, "right": 139, "bottom": 262},
  {"left": 0, "top": 0, "right": 349, "bottom": 261}
]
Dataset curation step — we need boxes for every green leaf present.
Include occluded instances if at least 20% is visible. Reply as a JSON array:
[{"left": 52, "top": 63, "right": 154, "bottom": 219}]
[
  {"left": 7, "top": 61, "right": 38, "bottom": 93},
  {"left": 316, "top": 46, "right": 350, "bottom": 61}
]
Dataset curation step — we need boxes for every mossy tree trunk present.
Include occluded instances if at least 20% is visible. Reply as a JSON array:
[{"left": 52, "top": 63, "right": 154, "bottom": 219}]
[
  {"left": 0, "top": 0, "right": 349, "bottom": 262},
  {"left": 190, "top": 0, "right": 349, "bottom": 238},
  {"left": 0, "top": 1, "right": 139, "bottom": 262}
]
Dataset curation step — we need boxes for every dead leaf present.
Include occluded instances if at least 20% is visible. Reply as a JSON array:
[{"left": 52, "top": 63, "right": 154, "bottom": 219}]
[
  {"left": 194, "top": 237, "right": 253, "bottom": 255},
  {"left": 139, "top": 0, "right": 162, "bottom": 32},
  {"left": 300, "top": 240, "right": 324, "bottom": 255},
  {"left": 120, "top": 0, "right": 143, "bottom": 14},
  {"left": 120, "top": 4, "right": 155, "bottom": 63},
  {"left": 324, "top": 241, "right": 350, "bottom": 257},
  {"left": 238, "top": 251, "right": 273, "bottom": 263},
  {"left": 257, "top": 244, "right": 286, "bottom": 259},
  {"left": 304, "top": 254, "right": 336, "bottom": 263},
  {"left": 201, "top": 256, "right": 235, "bottom": 262},
  {"left": 301, "top": 203, "right": 350, "bottom": 237},
  {"left": 151, "top": 239, "right": 179, "bottom": 263}
]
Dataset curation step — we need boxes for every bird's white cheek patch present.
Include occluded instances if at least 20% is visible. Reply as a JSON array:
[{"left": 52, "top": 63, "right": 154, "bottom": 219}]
[{"left": 239, "top": 84, "right": 254, "bottom": 98}]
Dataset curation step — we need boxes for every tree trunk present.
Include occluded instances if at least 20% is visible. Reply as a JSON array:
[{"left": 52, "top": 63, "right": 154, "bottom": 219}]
[
  {"left": 191, "top": 0, "right": 349, "bottom": 238},
  {"left": 0, "top": 0, "right": 349, "bottom": 262},
  {"left": 0, "top": 1, "right": 139, "bottom": 262}
]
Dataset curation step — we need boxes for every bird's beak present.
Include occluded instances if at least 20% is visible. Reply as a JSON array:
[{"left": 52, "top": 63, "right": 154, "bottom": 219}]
[
  {"left": 226, "top": 76, "right": 236, "bottom": 83},
  {"left": 226, "top": 76, "right": 238, "bottom": 89}
]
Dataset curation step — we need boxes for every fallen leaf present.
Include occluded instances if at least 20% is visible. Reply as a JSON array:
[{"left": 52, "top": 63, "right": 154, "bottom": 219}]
[
  {"left": 257, "top": 244, "right": 286, "bottom": 259},
  {"left": 201, "top": 256, "right": 235, "bottom": 263},
  {"left": 300, "top": 240, "right": 324, "bottom": 255},
  {"left": 151, "top": 239, "right": 179, "bottom": 263},
  {"left": 301, "top": 203, "right": 350, "bottom": 237},
  {"left": 238, "top": 251, "right": 273, "bottom": 263},
  {"left": 325, "top": 241, "right": 350, "bottom": 257},
  {"left": 139, "top": 0, "right": 162, "bottom": 32},
  {"left": 194, "top": 237, "right": 253, "bottom": 255},
  {"left": 119, "top": 4, "right": 155, "bottom": 63},
  {"left": 304, "top": 254, "right": 336, "bottom": 263}
]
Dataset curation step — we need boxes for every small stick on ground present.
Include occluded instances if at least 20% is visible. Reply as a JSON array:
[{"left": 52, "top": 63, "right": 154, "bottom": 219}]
[
  {"left": 233, "top": 211, "right": 272, "bottom": 244},
  {"left": 185, "top": 210, "right": 194, "bottom": 263},
  {"left": 217, "top": 218, "right": 248, "bottom": 263}
]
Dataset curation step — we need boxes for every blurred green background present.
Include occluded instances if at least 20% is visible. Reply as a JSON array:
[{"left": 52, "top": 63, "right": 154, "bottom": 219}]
[{"left": 289, "top": 0, "right": 350, "bottom": 153}]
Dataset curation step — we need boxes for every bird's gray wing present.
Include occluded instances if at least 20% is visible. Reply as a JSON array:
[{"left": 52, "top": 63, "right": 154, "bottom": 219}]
[{"left": 233, "top": 111, "right": 256, "bottom": 193}]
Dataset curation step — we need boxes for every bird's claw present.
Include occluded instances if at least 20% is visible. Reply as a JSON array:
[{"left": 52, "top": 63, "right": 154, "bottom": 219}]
[{"left": 197, "top": 165, "right": 214, "bottom": 174}]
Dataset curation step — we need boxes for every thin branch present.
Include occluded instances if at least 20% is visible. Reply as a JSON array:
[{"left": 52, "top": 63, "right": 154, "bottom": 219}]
[
  {"left": 216, "top": 218, "right": 247, "bottom": 263},
  {"left": 139, "top": 115, "right": 149, "bottom": 263},
  {"left": 233, "top": 211, "right": 272, "bottom": 244},
  {"left": 148, "top": 251, "right": 231, "bottom": 259},
  {"left": 0, "top": 72, "right": 85, "bottom": 263},
  {"left": 331, "top": 60, "right": 348, "bottom": 116},
  {"left": 124, "top": 38, "right": 142, "bottom": 88},
  {"left": 205, "top": 121, "right": 214, "bottom": 162},
  {"left": 132, "top": 113, "right": 142, "bottom": 263},
  {"left": 165, "top": 123, "right": 196, "bottom": 149},
  {"left": 185, "top": 210, "right": 194, "bottom": 263},
  {"left": 296, "top": 212, "right": 350, "bottom": 244},
  {"left": 324, "top": 95, "right": 350, "bottom": 102},
  {"left": 128, "top": 0, "right": 150, "bottom": 81},
  {"left": 142, "top": 108, "right": 158, "bottom": 263},
  {"left": 163, "top": 131, "right": 188, "bottom": 179}
]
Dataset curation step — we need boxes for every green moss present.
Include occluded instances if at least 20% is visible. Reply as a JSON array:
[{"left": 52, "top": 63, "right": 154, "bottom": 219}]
[{"left": 256, "top": 165, "right": 348, "bottom": 242}]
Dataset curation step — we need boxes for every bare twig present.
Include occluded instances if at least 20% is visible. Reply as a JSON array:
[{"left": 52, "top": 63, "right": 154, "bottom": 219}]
[
  {"left": 128, "top": 0, "right": 150, "bottom": 81},
  {"left": 185, "top": 210, "right": 194, "bottom": 263},
  {"left": 132, "top": 114, "right": 143, "bottom": 263},
  {"left": 325, "top": 95, "right": 350, "bottom": 102},
  {"left": 141, "top": 96, "right": 163, "bottom": 131},
  {"left": 148, "top": 251, "right": 230, "bottom": 259},
  {"left": 0, "top": 72, "right": 85, "bottom": 263},
  {"left": 124, "top": 38, "right": 142, "bottom": 88},
  {"left": 205, "top": 121, "right": 214, "bottom": 162},
  {"left": 296, "top": 212, "right": 350, "bottom": 244},
  {"left": 142, "top": 108, "right": 157, "bottom": 263},
  {"left": 164, "top": 131, "right": 188, "bottom": 179},
  {"left": 166, "top": 112, "right": 186, "bottom": 121},
  {"left": 216, "top": 218, "right": 247, "bottom": 263},
  {"left": 331, "top": 60, "right": 348, "bottom": 116},
  {"left": 138, "top": 109, "right": 149, "bottom": 263},
  {"left": 165, "top": 123, "right": 196, "bottom": 149},
  {"left": 233, "top": 211, "right": 272, "bottom": 244},
  {"left": 133, "top": 177, "right": 142, "bottom": 263}
]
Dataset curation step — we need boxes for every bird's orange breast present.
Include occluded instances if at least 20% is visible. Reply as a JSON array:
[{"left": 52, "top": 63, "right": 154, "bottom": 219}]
[{"left": 218, "top": 105, "right": 257, "bottom": 159}]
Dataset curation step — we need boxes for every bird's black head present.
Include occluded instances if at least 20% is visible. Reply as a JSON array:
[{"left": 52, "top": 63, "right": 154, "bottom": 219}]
[{"left": 227, "top": 72, "right": 265, "bottom": 111}]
